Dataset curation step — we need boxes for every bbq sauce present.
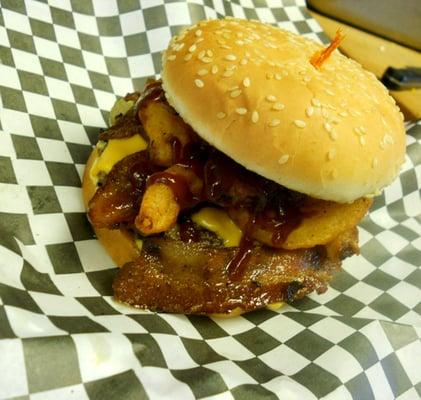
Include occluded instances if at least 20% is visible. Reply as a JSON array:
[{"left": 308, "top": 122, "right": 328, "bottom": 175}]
[
  {"left": 147, "top": 172, "right": 200, "bottom": 209},
  {"left": 116, "top": 80, "right": 304, "bottom": 279},
  {"left": 226, "top": 234, "right": 254, "bottom": 281},
  {"left": 136, "top": 80, "right": 165, "bottom": 111},
  {"left": 179, "top": 217, "right": 200, "bottom": 243}
]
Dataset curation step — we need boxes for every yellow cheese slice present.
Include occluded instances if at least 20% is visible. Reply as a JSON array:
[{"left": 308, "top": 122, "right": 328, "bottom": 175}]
[
  {"left": 191, "top": 207, "right": 242, "bottom": 247},
  {"left": 90, "top": 135, "right": 147, "bottom": 183}
]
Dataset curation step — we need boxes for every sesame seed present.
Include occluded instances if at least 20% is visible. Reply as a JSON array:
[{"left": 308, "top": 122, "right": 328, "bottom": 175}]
[
  {"left": 372, "top": 157, "right": 378, "bottom": 168},
  {"left": 201, "top": 57, "right": 212, "bottom": 63},
  {"left": 225, "top": 54, "right": 237, "bottom": 61},
  {"left": 272, "top": 103, "right": 285, "bottom": 111},
  {"left": 266, "top": 72, "right": 273, "bottom": 79},
  {"left": 266, "top": 95, "right": 277, "bottom": 102},
  {"left": 175, "top": 43, "right": 184, "bottom": 51},
  {"left": 327, "top": 149, "right": 336, "bottom": 160},
  {"left": 354, "top": 127, "right": 362, "bottom": 135},
  {"left": 243, "top": 77, "right": 251, "bottom": 87},
  {"left": 228, "top": 86, "right": 239, "bottom": 91},
  {"left": 240, "top": 58, "right": 248, "bottom": 65},
  {"left": 236, "top": 40, "right": 244, "bottom": 45},
  {"left": 311, "top": 98, "right": 321, "bottom": 107},
  {"left": 222, "top": 70, "right": 234, "bottom": 77},
  {"left": 189, "top": 44, "right": 197, "bottom": 53},
  {"left": 359, "top": 136, "right": 366, "bottom": 146},
  {"left": 275, "top": 73, "right": 282, "bottom": 80},
  {"left": 211, "top": 65, "right": 218, "bottom": 74},
  {"left": 339, "top": 111, "right": 348, "bottom": 117},
  {"left": 268, "top": 119, "right": 281, "bottom": 127},
  {"left": 194, "top": 79, "right": 204, "bottom": 88},
  {"left": 236, "top": 107, "right": 247, "bottom": 115},
  {"left": 195, "top": 29, "right": 202, "bottom": 37},
  {"left": 350, "top": 109, "right": 362, "bottom": 117},
  {"left": 384, "top": 133, "right": 394, "bottom": 144},
  {"left": 220, "top": 44, "right": 231, "bottom": 50},
  {"left": 198, "top": 50, "right": 206, "bottom": 59},
  {"left": 167, "top": 55, "right": 176, "bottom": 61},
  {"left": 197, "top": 69, "right": 208, "bottom": 76},
  {"left": 216, "top": 112, "right": 226, "bottom": 119},
  {"left": 230, "top": 90, "right": 242, "bottom": 98},
  {"left": 294, "top": 120, "right": 306, "bottom": 128},
  {"left": 225, "top": 65, "right": 236, "bottom": 71},
  {"left": 207, "top": 50, "right": 213, "bottom": 57},
  {"left": 359, "top": 126, "right": 366, "bottom": 134},
  {"left": 184, "top": 53, "right": 192, "bottom": 61},
  {"left": 379, "top": 140, "right": 386, "bottom": 150},
  {"left": 329, "top": 130, "right": 338, "bottom": 141},
  {"left": 278, "top": 154, "right": 290, "bottom": 165},
  {"left": 251, "top": 110, "right": 259, "bottom": 123},
  {"left": 305, "top": 106, "right": 314, "bottom": 117},
  {"left": 303, "top": 76, "right": 311, "bottom": 82},
  {"left": 323, "top": 122, "right": 332, "bottom": 132}
]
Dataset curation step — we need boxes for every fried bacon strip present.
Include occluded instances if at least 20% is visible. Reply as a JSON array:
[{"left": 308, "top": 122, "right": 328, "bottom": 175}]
[{"left": 113, "top": 228, "right": 359, "bottom": 314}]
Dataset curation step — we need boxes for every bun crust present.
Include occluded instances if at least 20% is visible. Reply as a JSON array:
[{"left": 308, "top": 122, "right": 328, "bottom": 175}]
[
  {"left": 162, "top": 18, "right": 405, "bottom": 202},
  {"left": 82, "top": 149, "right": 140, "bottom": 267}
]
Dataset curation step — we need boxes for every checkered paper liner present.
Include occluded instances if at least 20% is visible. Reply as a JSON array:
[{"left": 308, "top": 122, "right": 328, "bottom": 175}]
[{"left": 0, "top": 0, "right": 420, "bottom": 399}]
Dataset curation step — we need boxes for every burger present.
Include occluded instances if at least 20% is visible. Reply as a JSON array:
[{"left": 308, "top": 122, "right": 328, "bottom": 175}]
[{"left": 82, "top": 18, "right": 405, "bottom": 315}]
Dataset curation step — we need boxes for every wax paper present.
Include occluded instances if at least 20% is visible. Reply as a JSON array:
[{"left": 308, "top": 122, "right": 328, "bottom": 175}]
[{"left": 0, "top": 1, "right": 420, "bottom": 399}]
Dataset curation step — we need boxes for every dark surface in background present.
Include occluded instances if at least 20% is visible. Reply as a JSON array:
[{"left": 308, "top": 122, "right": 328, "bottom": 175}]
[{"left": 307, "top": 0, "right": 421, "bottom": 51}]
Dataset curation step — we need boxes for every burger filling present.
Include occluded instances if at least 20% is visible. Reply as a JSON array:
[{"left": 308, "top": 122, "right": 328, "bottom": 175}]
[{"left": 87, "top": 80, "right": 372, "bottom": 314}]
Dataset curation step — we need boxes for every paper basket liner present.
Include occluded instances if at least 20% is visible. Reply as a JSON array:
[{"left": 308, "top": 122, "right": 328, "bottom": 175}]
[{"left": 0, "top": 1, "right": 420, "bottom": 399}]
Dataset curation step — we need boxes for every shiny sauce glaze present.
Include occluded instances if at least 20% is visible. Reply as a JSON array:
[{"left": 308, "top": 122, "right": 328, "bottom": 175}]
[{"left": 136, "top": 79, "right": 166, "bottom": 111}]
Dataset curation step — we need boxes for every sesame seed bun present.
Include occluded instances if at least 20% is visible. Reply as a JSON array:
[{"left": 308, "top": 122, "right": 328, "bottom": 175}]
[{"left": 161, "top": 18, "right": 406, "bottom": 203}]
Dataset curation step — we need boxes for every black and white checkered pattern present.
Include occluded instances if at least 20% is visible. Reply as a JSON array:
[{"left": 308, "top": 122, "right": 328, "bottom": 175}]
[{"left": 0, "top": 1, "right": 420, "bottom": 399}]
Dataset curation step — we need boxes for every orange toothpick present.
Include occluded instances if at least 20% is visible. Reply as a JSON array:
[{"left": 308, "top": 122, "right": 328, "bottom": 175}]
[{"left": 310, "top": 28, "right": 345, "bottom": 69}]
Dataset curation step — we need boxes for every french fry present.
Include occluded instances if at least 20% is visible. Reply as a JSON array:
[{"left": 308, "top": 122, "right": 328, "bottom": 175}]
[
  {"left": 135, "top": 164, "right": 203, "bottom": 236},
  {"left": 138, "top": 101, "right": 193, "bottom": 166},
  {"left": 135, "top": 183, "right": 180, "bottom": 235}
]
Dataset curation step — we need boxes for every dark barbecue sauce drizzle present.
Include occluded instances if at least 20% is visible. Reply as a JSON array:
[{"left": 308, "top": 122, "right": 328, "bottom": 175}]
[
  {"left": 226, "top": 214, "right": 256, "bottom": 281},
  {"left": 147, "top": 172, "right": 199, "bottom": 209},
  {"left": 116, "top": 80, "right": 304, "bottom": 280},
  {"left": 179, "top": 216, "right": 200, "bottom": 243},
  {"left": 136, "top": 80, "right": 165, "bottom": 111}
]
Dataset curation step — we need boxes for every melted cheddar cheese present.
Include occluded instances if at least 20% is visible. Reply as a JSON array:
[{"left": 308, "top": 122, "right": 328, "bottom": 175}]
[
  {"left": 191, "top": 207, "right": 242, "bottom": 247},
  {"left": 90, "top": 135, "right": 147, "bottom": 184}
]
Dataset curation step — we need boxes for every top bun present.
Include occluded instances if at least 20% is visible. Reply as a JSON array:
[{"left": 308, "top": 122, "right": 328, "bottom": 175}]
[{"left": 161, "top": 18, "right": 405, "bottom": 202}]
